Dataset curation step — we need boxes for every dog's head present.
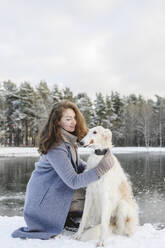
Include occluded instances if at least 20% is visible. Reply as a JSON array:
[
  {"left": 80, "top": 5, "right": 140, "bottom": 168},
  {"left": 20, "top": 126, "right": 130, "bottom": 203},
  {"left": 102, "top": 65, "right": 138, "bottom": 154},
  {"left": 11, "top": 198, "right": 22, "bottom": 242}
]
[{"left": 80, "top": 126, "right": 112, "bottom": 149}]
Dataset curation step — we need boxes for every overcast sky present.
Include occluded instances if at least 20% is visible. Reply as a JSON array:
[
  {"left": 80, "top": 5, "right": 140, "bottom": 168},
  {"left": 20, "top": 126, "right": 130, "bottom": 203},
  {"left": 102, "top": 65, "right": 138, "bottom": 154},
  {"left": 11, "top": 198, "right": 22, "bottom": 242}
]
[{"left": 1, "top": 0, "right": 165, "bottom": 99}]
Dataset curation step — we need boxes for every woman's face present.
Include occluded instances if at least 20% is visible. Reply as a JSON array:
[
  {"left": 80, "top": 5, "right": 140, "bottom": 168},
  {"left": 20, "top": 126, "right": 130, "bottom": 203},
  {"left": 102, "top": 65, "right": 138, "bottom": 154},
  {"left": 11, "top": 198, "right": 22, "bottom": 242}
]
[{"left": 59, "top": 108, "right": 77, "bottom": 133}]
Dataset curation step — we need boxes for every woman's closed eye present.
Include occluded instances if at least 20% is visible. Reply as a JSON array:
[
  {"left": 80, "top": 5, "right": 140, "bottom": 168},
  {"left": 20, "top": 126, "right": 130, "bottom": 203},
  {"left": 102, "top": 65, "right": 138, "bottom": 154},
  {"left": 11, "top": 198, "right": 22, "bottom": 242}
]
[{"left": 65, "top": 117, "right": 76, "bottom": 121}]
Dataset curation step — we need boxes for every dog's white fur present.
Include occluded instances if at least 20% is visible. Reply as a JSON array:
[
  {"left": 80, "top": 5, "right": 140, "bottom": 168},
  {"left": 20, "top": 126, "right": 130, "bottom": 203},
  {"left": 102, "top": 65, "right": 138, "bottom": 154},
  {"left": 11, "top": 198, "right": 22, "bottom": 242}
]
[{"left": 74, "top": 126, "right": 139, "bottom": 246}]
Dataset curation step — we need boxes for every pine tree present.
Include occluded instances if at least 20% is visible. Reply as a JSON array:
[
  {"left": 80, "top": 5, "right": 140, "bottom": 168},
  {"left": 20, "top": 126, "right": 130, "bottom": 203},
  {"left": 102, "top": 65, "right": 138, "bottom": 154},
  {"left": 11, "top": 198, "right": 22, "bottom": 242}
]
[
  {"left": 133, "top": 96, "right": 153, "bottom": 147},
  {"left": 51, "top": 84, "right": 63, "bottom": 103},
  {"left": 0, "top": 83, "right": 6, "bottom": 145},
  {"left": 37, "top": 81, "right": 53, "bottom": 110},
  {"left": 18, "top": 82, "right": 36, "bottom": 146},
  {"left": 75, "top": 93, "right": 94, "bottom": 127},
  {"left": 94, "top": 93, "right": 106, "bottom": 126},
  {"left": 3, "top": 80, "right": 19, "bottom": 145},
  {"left": 36, "top": 81, "right": 53, "bottom": 129},
  {"left": 110, "top": 91, "right": 125, "bottom": 145},
  {"left": 123, "top": 99, "right": 139, "bottom": 146},
  {"left": 62, "top": 87, "right": 75, "bottom": 102},
  {"left": 105, "top": 95, "right": 114, "bottom": 129}
]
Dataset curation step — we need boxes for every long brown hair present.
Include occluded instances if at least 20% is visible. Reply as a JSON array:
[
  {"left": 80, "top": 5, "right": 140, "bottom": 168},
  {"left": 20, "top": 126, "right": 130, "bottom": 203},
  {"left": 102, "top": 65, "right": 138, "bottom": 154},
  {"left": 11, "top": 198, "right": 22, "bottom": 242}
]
[{"left": 38, "top": 100, "right": 88, "bottom": 154}]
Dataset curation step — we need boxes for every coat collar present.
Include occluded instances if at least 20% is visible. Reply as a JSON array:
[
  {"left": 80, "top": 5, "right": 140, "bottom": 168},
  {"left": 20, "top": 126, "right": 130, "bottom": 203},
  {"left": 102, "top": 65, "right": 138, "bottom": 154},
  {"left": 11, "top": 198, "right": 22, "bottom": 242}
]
[{"left": 60, "top": 128, "right": 77, "bottom": 146}]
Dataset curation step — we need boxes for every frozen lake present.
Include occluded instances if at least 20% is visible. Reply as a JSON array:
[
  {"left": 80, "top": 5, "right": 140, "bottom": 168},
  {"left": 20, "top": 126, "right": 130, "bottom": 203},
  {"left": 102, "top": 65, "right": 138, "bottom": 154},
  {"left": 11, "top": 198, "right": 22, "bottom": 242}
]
[{"left": 0, "top": 151, "right": 165, "bottom": 229}]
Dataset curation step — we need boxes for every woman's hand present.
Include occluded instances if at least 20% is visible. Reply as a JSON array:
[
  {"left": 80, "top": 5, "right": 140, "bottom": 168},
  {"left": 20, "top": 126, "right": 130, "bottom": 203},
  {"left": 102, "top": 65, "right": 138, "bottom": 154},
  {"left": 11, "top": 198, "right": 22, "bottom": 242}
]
[{"left": 94, "top": 148, "right": 114, "bottom": 178}]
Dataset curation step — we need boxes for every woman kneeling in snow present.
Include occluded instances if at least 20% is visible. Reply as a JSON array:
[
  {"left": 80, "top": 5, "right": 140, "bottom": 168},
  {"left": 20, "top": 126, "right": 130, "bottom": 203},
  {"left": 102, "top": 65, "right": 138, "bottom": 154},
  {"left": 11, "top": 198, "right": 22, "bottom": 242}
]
[{"left": 12, "top": 100, "right": 113, "bottom": 240}]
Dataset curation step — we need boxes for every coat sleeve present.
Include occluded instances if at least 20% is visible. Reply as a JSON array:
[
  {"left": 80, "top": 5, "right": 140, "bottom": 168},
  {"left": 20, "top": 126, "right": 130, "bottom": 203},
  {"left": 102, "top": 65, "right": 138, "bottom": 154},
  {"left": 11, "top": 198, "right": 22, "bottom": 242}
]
[{"left": 46, "top": 148, "right": 98, "bottom": 190}]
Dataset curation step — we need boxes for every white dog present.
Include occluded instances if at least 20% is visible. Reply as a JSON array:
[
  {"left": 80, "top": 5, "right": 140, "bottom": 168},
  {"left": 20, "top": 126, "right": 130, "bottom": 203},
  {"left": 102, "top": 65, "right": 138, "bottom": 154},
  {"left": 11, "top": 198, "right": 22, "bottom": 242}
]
[{"left": 74, "top": 126, "right": 139, "bottom": 246}]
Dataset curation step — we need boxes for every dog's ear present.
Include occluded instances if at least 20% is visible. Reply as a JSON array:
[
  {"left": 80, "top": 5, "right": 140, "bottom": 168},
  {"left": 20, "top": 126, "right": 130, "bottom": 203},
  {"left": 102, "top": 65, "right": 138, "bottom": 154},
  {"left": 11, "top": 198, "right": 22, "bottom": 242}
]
[{"left": 103, "top": 128, "right": 112, "bottom": 140}]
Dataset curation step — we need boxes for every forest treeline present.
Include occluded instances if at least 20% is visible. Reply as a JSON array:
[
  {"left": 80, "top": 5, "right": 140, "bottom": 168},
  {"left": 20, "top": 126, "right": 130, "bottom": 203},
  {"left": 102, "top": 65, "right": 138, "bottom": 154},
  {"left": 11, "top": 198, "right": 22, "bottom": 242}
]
[{"left": 0, "top": 80, "right": 165, "bottom": 147}]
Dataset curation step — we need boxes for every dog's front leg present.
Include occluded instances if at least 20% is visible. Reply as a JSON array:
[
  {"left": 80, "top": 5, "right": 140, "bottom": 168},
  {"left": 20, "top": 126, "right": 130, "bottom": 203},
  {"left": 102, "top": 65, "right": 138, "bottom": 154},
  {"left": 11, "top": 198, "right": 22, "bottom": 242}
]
[
  {"left": 73, "top": 192, "right": 93, "bottom": 240},
  {"left": 97, "top": 199, "right": 112, "bottom": 247}
]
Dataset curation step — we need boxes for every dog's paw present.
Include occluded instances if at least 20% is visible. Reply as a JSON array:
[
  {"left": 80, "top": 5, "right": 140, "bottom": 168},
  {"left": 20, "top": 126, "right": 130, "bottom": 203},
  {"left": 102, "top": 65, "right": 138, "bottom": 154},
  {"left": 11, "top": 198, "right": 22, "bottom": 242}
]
[
  {"left": 96, "top": 240, "right": 105, "bottom": 247},
  {"left": 72, "top": 232, "right": 82, "bottom": 240}
]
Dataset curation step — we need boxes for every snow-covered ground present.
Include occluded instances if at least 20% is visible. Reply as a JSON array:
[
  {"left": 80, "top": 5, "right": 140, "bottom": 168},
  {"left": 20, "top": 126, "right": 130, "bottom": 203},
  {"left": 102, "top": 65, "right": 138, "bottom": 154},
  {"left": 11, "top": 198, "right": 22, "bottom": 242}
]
[
  {"left": 1, "top": 216, "right": 165, "bottom": 248},
  {"left": 0, "top": 146, "right": 165, "bottom": 157}
]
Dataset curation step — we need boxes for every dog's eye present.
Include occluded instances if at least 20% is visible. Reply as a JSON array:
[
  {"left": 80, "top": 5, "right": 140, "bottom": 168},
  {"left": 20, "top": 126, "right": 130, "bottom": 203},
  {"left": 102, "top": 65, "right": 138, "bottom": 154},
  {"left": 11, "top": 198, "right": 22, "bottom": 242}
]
[{"left": 93, "top": 131, "right": 97, "bottom": 134}]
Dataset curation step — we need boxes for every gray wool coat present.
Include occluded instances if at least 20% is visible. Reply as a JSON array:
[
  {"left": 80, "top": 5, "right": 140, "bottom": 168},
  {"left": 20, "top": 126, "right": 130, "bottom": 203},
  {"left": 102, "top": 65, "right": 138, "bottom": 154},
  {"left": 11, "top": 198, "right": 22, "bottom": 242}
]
[{"left": 11, "top": 141, "right": 98, "bottom": 240}]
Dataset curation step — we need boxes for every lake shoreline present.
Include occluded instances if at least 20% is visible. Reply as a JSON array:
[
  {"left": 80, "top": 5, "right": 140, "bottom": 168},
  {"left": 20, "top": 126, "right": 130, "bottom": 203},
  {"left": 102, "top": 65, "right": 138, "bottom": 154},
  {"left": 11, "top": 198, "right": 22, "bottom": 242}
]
[{"left": 0, "top": 146, "right": 165, "bottom": 157}]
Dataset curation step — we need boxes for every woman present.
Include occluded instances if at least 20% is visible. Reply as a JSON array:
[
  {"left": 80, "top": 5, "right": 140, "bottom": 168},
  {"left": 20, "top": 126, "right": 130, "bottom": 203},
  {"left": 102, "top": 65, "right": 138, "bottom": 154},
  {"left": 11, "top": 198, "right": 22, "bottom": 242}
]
[{"left": 12, "top": 100, "right": 113, "bottom": 240}]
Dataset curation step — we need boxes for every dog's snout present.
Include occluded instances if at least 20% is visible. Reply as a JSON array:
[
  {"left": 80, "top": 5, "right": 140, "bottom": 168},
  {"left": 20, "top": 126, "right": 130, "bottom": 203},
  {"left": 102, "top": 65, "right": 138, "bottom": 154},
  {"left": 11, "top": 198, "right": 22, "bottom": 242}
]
[{"left": 79, "top": 141, "right": 84, "bottom": 146}]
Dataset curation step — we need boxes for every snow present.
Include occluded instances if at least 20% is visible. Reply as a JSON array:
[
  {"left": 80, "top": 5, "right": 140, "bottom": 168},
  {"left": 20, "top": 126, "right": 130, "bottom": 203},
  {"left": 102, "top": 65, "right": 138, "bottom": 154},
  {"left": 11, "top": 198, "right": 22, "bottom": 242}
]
[
  {"left": 0, "top": 146, "right": 165, "bottom": 157},
  {"left": 0, "top": 147, "right": 39, "bottom": 157},
  {"left": 0, "top": 216, "right": 165, "bottom": 248}
]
